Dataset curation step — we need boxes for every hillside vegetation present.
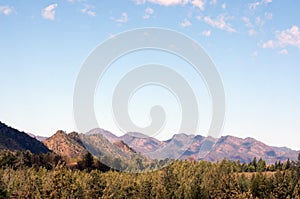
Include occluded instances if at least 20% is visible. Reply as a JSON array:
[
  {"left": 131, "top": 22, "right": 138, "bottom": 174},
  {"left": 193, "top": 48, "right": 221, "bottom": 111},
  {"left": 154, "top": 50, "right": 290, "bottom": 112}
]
[
  {"left": 0, "top": 150, "right": 299, "bottom": 198},
  {"left": 0, "top": 122, "right": 50, "bottom": 154}
]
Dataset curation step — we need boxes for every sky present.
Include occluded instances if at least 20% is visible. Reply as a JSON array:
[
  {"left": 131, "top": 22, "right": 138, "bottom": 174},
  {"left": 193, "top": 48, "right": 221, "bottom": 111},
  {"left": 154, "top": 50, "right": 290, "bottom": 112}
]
[{"left": 0, "top": 0, "right": 300, "bottom": 150}]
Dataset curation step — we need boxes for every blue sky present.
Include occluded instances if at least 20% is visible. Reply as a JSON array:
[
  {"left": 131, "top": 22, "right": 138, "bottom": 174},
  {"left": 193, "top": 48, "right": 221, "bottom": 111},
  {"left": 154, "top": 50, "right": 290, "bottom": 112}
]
[{"left": 0, "top": 0, "right": 299, "bottom": 150}]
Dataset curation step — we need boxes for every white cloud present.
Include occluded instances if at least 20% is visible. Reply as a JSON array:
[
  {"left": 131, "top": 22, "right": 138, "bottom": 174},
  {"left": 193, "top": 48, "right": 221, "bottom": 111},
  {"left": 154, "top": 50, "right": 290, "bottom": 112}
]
[
  {"left": 114, "top": 12, "right": 129, "bottom": 23},
  {"left": 191, "top": 0, "right": 205, "bottom": 11},
  {"left": 202, "top": 30, "right": 211, "bottom": 36},
  {"left": 180, "top": 18, "right": 192, "bottom": 27},
  {"left": 264, "top": 12, "right": 273, "bottom": 20},
  {"left": 134, "top": 0, "right": 147, "bottom": 4},
  {"left": 41, "top": 4, "right": 58, "bottom": 21},
  {"left": 221, "top": 3, "right": 226, "bottom": 9},
  {"left": 210, "top": 0, "right": 217, "bottom": 5},
  {"left": 248, "top": 29, "right": 256, "bottom": 36},
  {"left": 136, "top": 0, "right": 189, "bottom": 6},
  {"left": 249, "top": 0, "right": 272, "bottom": 10},
  {"left": 276, "top": 26, "right": 300, "bottom": 48},
  {"left": 143, "top": 7, "right": 154, "bottom": 19},
  {"left": 263, "top": 0, "right": 272, "bottom": 3},
  {"left": 262, "top": 40, "right": 275, "bottom": 48},
  {"left": 255, "top": 16, "right": 264, "bottom": 26},
  {"left": 67, "top": 0, "right": 86, "bottom": 3},
  {"left": 242, "top": 17, "right": 253, "bottom": 28},
  {"left": 253, "top": 13, "right": 272, "bottom": 28},
  {"left": 251, "top": 51, "right": 258, "bottom": 57},
  {"left": 242, "top": 13, "right": 272, "bottom": 37},
  {"left": 134, "top": 0, "right": 205, "bottom": 10},
  {"left": 0, "top": 4, "right": 13, "bottom": 15},
  {"left": 81, "top": 5, "right": 96, "bottom": 17},
  {"left": 203, "top": 15, "right": 236, "bottom": 32},
  {"left": 262, "top": 25, "right": 300, "bottom": 49},
  {"left": 279, "top": 49, "right": 288, "bottom": 55},
  {"left": 86, "top": 10, "right": 96, "bottom": 17},
  {"left": 249, "top": 1, "right": 260, "bottom": 10}
]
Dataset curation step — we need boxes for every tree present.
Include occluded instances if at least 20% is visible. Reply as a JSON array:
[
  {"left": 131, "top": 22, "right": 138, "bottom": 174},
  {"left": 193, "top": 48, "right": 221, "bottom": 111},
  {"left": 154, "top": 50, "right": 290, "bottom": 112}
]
[
  {"left": 285, "top": 159, "right": 291, "bottom": 170},
  {"left": 257, "top": 158, "right": 266, "bottom": 172},
  {"left": 93, "top": 159, "right": 111, "bottom": 172},
  {"left": 78, "top": 152, "right": 94, "bottom": 171},
  {"left": 296, "top": 153, "right": 300, "bottom": 169},
  {"left": 0, "top": 151, "right": 16, "bottom": 168},
  {"left": 271, "top": 170, "right": 293, "bottom": 198},
  {"left": 250, "top": 173, "right": 269, "bottom": 198},
  {"left": 292, "top": 180, "right": 300, "bottom": 198},
  {"left": 135, "top": 157, "right": 144, "bottom": 171},
  {"left": 0, "top": 175, "right": 7, "bottom": 199},
  {"left": 112, "top": 158, "right": 122, "bottom": 171},
  {"left": 251, "top": 157, "right": 257, "bottom": 171},
  {"left": 275, "top": 161, "right": 283, "bottom": 171}
]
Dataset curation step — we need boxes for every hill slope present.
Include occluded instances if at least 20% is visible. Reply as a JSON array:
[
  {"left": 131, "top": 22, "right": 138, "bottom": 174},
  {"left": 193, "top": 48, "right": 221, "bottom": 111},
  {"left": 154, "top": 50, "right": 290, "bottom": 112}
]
[
  {"left": 104, "top": 131, "right": 299, "bottom": 164},
  {"left": 43, "top": 130, "right": 137, "bottom": 160},
  {"left": 205, "top": 135, "right": 299, "bottom": 163},
  {"left": 2, "top": 120, "right": 298, "bottom": 165},
  {"left": 27, "top": 132, "right": 48, "bottom": 141},
  {"left": 43, "top": 130, "right": 87, "bottom": 160},
  {"left": 0, "top": 121, "right": 50, "bottom": 154}
]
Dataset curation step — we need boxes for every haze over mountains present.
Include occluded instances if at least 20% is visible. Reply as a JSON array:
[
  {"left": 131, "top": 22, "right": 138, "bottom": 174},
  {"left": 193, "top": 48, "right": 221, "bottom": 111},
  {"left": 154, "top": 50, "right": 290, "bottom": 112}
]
[
  {"left": 85, "top": 128, "right": 299, "bottom": 164},
  {"left": 0, "top": 121, "right": 299, "bottom": 165}
]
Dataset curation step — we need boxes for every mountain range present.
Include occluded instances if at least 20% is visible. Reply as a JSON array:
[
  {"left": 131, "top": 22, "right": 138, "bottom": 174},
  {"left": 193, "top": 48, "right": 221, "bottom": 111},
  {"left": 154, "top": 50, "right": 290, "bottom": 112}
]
[
  {"left": 0, "top": 121, "right": 299, "bottom": 165},
  {"left": 85, "top": 128, "right": 299, "bottom": 164}
]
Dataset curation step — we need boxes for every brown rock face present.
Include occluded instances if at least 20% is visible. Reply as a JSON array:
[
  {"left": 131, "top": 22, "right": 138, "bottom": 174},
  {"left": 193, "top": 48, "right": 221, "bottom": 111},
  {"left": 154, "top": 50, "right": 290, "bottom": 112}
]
[{"left": 43, "top": 130, "right": 87, "bottom": 160}]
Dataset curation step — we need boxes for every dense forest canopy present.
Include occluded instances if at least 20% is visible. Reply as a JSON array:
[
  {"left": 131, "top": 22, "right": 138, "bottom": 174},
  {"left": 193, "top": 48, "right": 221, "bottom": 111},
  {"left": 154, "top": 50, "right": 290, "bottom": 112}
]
[{"left": 0, "top": 150, "right": 299, "bottom": 198}]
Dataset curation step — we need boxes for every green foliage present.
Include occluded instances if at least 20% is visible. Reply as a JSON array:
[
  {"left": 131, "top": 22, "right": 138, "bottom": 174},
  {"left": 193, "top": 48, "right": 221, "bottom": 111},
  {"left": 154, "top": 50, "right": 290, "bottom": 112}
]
[
  {"left": 78, "top": 152, "right": 94, "bottom": 171},
  {"left": 0, "top": 150, "right": 63, "bottom": 170},
  {"left": 0, "top": 151, "right": 299, "bottom": 198},
  {"left": 257, "top": 158, "right": 266, "bottom": 172}
]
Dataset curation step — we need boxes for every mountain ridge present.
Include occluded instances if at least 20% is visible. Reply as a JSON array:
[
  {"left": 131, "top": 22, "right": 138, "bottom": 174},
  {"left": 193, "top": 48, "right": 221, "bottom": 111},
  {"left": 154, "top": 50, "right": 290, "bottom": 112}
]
[
  {"left": 0, "top": 121, "right": 298, "bottom": 164},
  {"left": 87, "top": 128, "right": 299, "bottom": 164},
  {"left": 0, "top": 121, "right": 50, "bottom": 154}
]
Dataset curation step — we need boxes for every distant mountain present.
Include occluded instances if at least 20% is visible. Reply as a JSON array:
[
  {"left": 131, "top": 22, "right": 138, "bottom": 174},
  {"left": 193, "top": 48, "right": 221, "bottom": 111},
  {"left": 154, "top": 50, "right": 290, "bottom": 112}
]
[
  {"left": 43, "top": 129, "right": 155, "bottom": 171},
  {"left": 120, "top": 132, "right": 166, "bottom": 154},
  {"left": 2, "top": 120, "right": 298, "bottom": 165},
  {"left": 86, "top": 128, "right": 118, "bottom": 143},
  {"left": 147, "top": 133, "right": 195, "bottom": 159},
  {"left": 206, "top": 135, "right": 299, "bottom": 164},
  {"left": 79, "top": 133, "right": 136, "bottom": 160},
  {"left": 96, "top": 130, "right": 299, "bottom": 164},
  {"left": 27, "top": 132, "right": 48, "bottom": 141},
  {"left": 75, "top": 128, "right": 137, "bottom": 159},
  {"left": 113, "top": 140, "right": 136, "bottom": 154},
  {"left": 0, "top": 121, "right": 50, "bottom": 154},
  {"left": 43, "top": 130, "right": 87, "bottom": 160},
  {"left": 178, "top": 135, "right": 217, "bottom": 160},
  {"left": 43, "top": 130, "right": 138, "bottom": 168}
]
